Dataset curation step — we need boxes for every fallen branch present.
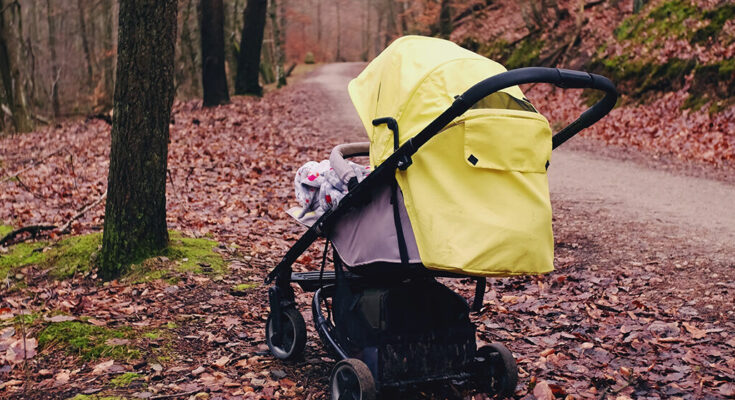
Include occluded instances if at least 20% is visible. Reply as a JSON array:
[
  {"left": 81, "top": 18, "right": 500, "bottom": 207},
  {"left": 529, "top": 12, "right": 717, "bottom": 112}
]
[
  {"left": 285, "top": 62, "right": 297, "bottom": 78},
  {"left": 150, "top": 389, "right": 203, "bottom": 399},
  {"left": 57, "top": 190, "right": 107, "bottom": 234},
  {"left": 1, "top": 148, "right": 65, "bottom": 183},
  {"left": 0, "top": 225, "right": 57, "bottom": 247},
  {"left": 31, "top": 114, "right": 51, "bottom": 125},
  {"left": 85, "top": 112, "right": 112, "bottom": 125}
]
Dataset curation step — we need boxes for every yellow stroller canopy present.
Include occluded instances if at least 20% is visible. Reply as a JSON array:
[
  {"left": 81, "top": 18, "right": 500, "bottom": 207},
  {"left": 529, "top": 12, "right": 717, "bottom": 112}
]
[{"left": 348, "top": 36, "right": 555, "bottom": 277}]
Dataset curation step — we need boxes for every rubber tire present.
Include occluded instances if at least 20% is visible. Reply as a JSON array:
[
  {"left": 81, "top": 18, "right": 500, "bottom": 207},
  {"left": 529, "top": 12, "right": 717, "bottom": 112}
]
[
  {"left": 265, "top": 306, "right": 306, "bottom": 360},
  {"left": 476, "top": 343, "right": 518, "bottom": 398},
  {"left": 330, "top": 358, "right": 377, "bottom": 400}
]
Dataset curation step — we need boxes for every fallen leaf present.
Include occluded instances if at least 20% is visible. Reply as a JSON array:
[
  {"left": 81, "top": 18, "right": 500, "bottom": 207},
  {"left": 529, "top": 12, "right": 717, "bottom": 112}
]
[
  {"left": 534, "top": 380, "right": 554, "bottom": 400},
  {"left": 92, "top": 360, "right": 115, "bottom": 375},
  {"left": 683, "top": 322, "right": 706, "bottom": 339}
]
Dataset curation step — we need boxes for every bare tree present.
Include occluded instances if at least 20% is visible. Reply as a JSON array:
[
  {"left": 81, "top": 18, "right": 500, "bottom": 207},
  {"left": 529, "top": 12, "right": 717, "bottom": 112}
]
[
  {"left": 76, "top": 0, "right": 94, "bottom": 87},
  {"left": 199, "top": 0, "right": 230, "bottom": 106},
  {"left": 0, "top": 0, "right": 33, "bottom": 132},
  {"left": 46, "top": 0, "right": 60, "bottom": 117},
  {"left": 234, "top": 0, "right": 267, "bottom": 95},
  {"left": 100, "top": 0, "right": 178, "bottom": 279},
  {"left": 269, "top": 0, "right": 286, "bottom": 87}
]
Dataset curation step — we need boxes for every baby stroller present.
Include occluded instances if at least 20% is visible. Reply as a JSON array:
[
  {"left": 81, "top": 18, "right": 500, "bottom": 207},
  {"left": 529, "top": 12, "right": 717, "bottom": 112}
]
[{"left": 264, "top": 36, "right": 617, "bottom": 399}]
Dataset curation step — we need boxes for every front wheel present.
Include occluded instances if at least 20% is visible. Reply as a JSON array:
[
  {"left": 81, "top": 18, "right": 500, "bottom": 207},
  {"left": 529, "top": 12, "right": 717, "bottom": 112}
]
[
  {"left": 476, "top": 343, "right": 518, "bottom": 398},
  {"left": 330, "top": 358, "right": 376, "bottom": 400},
  {"left": 265, "top": 306, "right": 306, "bottom": 360}
]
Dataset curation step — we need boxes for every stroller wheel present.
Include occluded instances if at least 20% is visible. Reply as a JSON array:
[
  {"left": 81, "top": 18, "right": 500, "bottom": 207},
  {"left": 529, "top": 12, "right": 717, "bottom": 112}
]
[
  {"left": 266, "top": 306, "right": 306, "bottom": 360},
  {"left": 330, "top": 358, "right": 376, "bottom": 400},
  {"left": 476, "top": 343, "right": 518, "bottom": 398}
]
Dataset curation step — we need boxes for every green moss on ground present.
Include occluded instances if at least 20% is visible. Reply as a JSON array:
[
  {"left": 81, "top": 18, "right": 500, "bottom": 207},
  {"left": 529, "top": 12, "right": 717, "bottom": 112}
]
[
  {"left": 615, "top": 0, "right": 697, "bottom": 43},
  {"left": 38, "top": 321, "right": 140, "bottom": 361},
  {"left": 691, "top": 4, "right": 735, "bottom": 44},
  {"left": 0, "top": 232, "right": 101, "bottom": 280},
  {"left": 0, "top": 224, "right": 13, "bottom": 238},
  {"left": 124, "top": 231, "right": 226, "bottom": 283},
  {"left": 68, "top": 396, "right": 129, "bottom": 400},
  {"left": 47, "top": 233, "right": 102, "bottom": 279},
  {"left": 0, "top": 229, "right": 225, "bottom": 285},
  {"left": 230, "top": 282, "right": 259, "bottom": 296},
  {"left": 165, "top": 231, "right": 225, "bottom": 274},
  {"left": 0, "top": 241, "right": 48, "bottom": 279},
  {"left": 109, "top": 372, "right": 142, "bottom": 388}
]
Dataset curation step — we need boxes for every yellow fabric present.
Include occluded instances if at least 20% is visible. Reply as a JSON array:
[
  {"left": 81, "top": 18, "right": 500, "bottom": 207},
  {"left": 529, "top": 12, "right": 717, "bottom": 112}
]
[{"left": 348, "top": 36, "right": 554, "bottom": 276}]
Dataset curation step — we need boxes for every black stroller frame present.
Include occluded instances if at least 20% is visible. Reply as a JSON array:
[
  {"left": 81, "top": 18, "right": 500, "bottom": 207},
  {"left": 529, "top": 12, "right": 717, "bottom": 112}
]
[{"left": 264, "top": 67, "right": 617, "bottom": 399}]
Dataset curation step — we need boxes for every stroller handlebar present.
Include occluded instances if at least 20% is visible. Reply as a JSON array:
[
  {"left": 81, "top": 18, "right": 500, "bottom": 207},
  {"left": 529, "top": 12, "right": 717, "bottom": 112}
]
[{"left": 456, "top": 67, "right": 618, "bottom": 149}]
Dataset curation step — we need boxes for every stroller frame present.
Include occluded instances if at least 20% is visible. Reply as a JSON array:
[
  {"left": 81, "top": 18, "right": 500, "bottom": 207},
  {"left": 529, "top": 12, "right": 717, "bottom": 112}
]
[{"left": 265, "top": 67, "right": 617, "bottom": 398}]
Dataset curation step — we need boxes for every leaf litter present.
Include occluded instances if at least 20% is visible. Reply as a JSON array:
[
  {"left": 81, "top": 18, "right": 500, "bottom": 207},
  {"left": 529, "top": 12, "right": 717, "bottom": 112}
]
[{"left": 0, "top": 70, "right": 733, "bottom": 399}]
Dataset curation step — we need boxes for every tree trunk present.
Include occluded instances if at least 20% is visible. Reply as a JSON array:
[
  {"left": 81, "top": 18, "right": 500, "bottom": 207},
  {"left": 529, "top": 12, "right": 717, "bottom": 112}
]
[
  {"left": 335, "top": 0, "right": 341, "bottom": 61},
  {"left": 102, "top": 0, "right": 115, "bottom": 107},
  {"left": 0, "top": 0, "right": 33, "bottom": 132},
  {"left": 362, "top": 0, "right": 371, "bottom": 61},
  {"left": 383, "top": 0, "right": 397, "bottom": 47},
  {"left": 100, "top": 0, "right": 178, "bottom": 280},
  {"left": 77, "top": 0, "right": 94, "bottom": 88},
  {"left": 199, "top": 0, "right": 230, "bottom": 106},
  {"left": 438, "top": 0, "right": 452, "bottom": 38},
  {"left": 235, "top": 0, "right": 267, "bottom": 95},
  {"left": 316, "top": 0, "right": 321, "bottom": 43},
  {"left": 269, "top": 0, "right": 286, "bottom": 87},
  {"left": 46, "top": 0, "right": 60, "bottom": 117},
  {"left": 181, "top": 0, "right": 201, "bottom": 97}
]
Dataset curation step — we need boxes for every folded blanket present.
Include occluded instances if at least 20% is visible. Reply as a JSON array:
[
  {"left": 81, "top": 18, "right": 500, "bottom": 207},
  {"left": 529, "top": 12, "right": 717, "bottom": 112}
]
[{"left": 289, "top": 159, "right": 370, "bottom": 225}]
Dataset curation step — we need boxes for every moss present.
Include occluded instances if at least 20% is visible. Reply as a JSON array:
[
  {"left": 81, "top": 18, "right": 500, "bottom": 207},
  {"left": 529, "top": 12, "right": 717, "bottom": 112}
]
[
  {"left": 505, "top": 38, "right": 544, "bottom": 69},
  {"left": 109, "top": 372, "right": 142, "bottom": 388},
  {"left": 142, "top": 331, "right": 161, "bottom": 340},
  {"left": 588, "top": 57, "right": 696, "bottom": 97},
  {"left": 68, "top": 396, "right": 128, "bottom": 400},
  {"left": 165, "top": 321, "right": 177, "bottom": 329},
  {"left": 615, "top": 0, "right": 697, "bottom": 43},
  {"left": 691, "top": 4, "right": 735, "bottom": 43},
  {"left": 38, "top": 321, "right": 139, "bottom": 361},
  {"left": 0, "top": 241, "right": 48, "bottom": 279},
  {"left": 0, "top": 224, "right": 13, "bottom": 238},
  {"left": 163, "top": 232, "right": 225, "bottom": 274},
  {"left": 230, "top": 282, "right": 259, "bottom": 296},
  {"left": 47, "top": 233, "right": 102, "bottom": 279},
  {"left": 0, "top": 232, "right": 101, "bottom": 280},
  {"left": 682, "top": 94, "right": 710, "bottom": 111}
]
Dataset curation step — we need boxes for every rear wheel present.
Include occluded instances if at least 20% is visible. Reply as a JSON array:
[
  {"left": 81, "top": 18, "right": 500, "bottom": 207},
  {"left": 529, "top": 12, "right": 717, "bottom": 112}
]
[
  {"left": 476, "top": 343, "right": 518, "bottom": 398},
  {"left": 330, "top": 358, "right": 376, "bottom": 400},
  {"left": 265, "top": 306, "right": 306, "bottom": 360}
]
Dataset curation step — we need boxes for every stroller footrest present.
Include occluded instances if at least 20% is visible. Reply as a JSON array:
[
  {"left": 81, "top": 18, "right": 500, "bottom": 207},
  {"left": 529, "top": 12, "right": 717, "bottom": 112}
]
[{"left": 291, "top": 270, "right": 359, "bottom": 291}]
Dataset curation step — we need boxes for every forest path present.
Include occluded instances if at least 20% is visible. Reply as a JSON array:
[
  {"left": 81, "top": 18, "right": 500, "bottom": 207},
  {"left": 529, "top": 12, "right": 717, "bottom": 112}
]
[{"left": 304, "top": 62, "right": 735, "bottom": 255}]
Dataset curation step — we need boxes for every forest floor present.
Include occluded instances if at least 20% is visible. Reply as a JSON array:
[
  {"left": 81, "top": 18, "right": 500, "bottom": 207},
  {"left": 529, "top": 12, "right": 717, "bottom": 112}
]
[{"left": 1, "top": 63, "right": 734, "bottom": 400}]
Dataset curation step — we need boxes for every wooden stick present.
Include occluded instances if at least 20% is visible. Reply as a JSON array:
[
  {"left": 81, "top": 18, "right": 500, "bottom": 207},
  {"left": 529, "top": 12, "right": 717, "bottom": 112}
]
[
  {"left": 150, "top": 389, "right": 203, "bottom": 399},
  {"left": 57, "top": 190, "right": 107, "bottom": 234},
  {"left": 1, "top": 148, "right": 65, "bottom": 183}
]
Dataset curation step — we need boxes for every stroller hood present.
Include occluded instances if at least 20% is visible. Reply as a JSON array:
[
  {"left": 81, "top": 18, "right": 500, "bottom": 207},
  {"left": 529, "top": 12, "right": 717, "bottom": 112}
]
[{"left": 347, "top": 36, "right": 554, "bottom": 277}]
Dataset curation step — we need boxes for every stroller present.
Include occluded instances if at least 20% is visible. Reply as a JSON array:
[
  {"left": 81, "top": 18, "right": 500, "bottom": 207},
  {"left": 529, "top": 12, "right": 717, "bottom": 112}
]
[{"left": 264, "top": 36, "right": 617, "bottom": 399}]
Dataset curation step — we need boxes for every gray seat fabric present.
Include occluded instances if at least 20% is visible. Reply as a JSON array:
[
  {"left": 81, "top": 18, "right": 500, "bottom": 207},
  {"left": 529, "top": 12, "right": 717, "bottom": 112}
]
[{"left": 330, "top": 182, "right": 421, "bottom": 267}]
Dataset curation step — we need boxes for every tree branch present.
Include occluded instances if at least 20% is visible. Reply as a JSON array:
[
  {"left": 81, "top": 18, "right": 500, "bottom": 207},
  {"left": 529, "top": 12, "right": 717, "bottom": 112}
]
[
  {"left": 57, "top": 190, "right": 107, "bottom": 234},
  {"left": 0, "top": 225, "right": 57, "bottom": 247}
]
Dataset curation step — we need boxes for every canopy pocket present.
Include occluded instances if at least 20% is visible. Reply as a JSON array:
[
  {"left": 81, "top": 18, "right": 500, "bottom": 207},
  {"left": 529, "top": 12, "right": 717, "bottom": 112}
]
[{"left": 463, "top": 109, "right": 552, "bottom": 173}]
